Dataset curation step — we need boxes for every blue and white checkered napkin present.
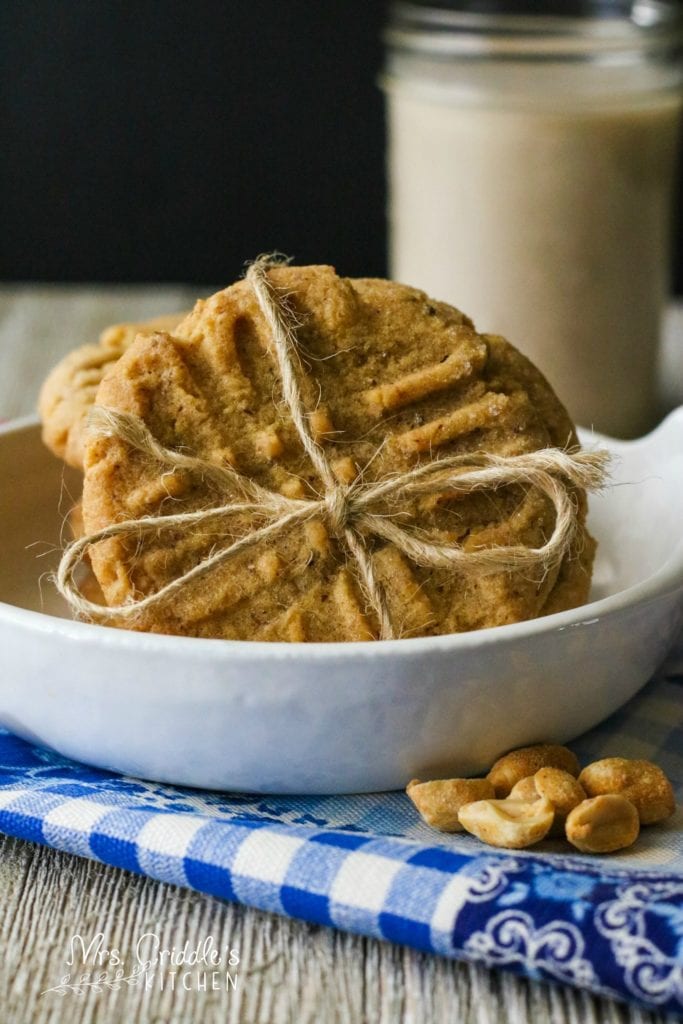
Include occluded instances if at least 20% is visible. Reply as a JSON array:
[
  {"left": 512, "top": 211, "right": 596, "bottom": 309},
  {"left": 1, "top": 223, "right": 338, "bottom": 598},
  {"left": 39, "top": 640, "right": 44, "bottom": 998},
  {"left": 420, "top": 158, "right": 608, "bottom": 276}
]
[{"left": 0, "top": 638, "right": 681, "bottom": 1015}]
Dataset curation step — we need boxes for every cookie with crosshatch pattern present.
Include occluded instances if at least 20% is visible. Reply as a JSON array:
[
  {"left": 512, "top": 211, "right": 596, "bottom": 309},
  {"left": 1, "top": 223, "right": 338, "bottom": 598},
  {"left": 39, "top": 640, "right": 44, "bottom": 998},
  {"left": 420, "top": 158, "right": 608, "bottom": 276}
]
[
  {"left": 81, "top": 265, "right": 595, "bottom": 641},
  {"left": 39, "top": 312, "right": 187, "bottom": 469}
]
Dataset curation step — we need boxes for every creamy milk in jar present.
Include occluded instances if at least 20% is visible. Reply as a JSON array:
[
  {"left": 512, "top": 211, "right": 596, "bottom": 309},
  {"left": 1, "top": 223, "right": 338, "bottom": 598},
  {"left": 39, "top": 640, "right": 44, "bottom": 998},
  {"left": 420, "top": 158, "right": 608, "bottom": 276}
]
[{"left": 384, "top": 1, "right": 683, "bottom": 437}]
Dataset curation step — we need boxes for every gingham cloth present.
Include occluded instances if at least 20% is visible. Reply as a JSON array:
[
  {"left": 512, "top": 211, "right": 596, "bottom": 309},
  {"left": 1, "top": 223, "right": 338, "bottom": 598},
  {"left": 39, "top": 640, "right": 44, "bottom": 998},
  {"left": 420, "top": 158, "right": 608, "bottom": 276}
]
[{"left": 0, "top": 637, "right": 681, "bottom": 1014}]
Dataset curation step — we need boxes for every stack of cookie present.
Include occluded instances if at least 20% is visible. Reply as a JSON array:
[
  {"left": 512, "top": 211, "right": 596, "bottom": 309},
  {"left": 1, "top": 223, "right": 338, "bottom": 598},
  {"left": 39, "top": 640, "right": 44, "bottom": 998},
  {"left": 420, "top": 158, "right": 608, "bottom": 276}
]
[{"left": 39, "top": 264, "right": 597, "bottom": 641}]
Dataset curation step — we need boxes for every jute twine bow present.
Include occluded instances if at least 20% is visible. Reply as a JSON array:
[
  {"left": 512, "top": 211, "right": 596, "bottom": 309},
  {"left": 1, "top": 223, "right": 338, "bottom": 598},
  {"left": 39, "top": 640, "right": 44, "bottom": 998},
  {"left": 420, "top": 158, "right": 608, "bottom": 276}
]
[{"left": 56, "top": 255, "right": 610, "bottom": 640}]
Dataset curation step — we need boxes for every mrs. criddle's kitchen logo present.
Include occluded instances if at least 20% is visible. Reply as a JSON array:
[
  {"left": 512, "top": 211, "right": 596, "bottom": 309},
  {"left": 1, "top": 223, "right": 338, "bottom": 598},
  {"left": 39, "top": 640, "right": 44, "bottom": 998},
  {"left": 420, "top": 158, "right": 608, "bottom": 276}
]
[{"left": 41, "top": 931, "right": 240, "bottom": 997}]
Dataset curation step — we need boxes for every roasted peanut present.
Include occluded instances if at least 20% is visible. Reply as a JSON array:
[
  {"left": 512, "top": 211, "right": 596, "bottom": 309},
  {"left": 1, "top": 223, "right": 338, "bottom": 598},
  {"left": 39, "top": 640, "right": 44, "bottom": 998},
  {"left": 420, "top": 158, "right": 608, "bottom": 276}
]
[
  {"left": 579, "top": 758, "right": 675, "bottom": 825},
  {"left": 509, "top": 776, "right": 538, "bottom": 801},
  {"left": 566, "top": 794, "right": 640, "bottom": 853},
  {"left": 511, "top": 768, "right": 586, "bottom": 837},
  {"left": 487, "top": 744, "right": 580, "bottom": 797},
  {"left": 534, "top": 768, "right": 586, "bottom": 836},
  {"left": 458, "top": 796, "right": 554, "bottom": 849},
  {"left": 406, "top": 777, "right": 495, "bottom": 832}
]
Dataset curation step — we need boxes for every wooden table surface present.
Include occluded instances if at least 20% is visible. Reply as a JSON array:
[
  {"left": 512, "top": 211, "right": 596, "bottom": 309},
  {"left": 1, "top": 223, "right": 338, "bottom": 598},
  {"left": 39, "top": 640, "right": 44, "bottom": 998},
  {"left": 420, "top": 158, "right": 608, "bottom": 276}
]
[{"left": 0, "top": 286, "right": 677, "bottom": 1024}]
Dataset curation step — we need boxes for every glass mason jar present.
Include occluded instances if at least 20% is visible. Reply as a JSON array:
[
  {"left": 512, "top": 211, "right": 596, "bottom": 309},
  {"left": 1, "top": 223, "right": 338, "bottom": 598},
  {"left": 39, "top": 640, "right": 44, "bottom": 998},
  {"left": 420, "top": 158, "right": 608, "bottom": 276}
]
[{"left": 383, "top": 1, "right": 683, "bottom": 437}]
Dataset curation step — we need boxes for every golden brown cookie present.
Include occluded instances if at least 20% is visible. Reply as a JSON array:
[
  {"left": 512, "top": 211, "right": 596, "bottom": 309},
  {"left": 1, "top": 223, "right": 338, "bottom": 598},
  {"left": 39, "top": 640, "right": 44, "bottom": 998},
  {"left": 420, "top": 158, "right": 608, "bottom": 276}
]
[
  {"left": 81, "top": 265, "right": 595, "bottom": 641},
  {"left": 65, "top": 500, "right": 106, "bottom": 606},
  {"left": 39, "top": 312, "right": 186, "bottom": 468},
  {"left": 63, "top": 451, "right": 115, "bottom": 611}
]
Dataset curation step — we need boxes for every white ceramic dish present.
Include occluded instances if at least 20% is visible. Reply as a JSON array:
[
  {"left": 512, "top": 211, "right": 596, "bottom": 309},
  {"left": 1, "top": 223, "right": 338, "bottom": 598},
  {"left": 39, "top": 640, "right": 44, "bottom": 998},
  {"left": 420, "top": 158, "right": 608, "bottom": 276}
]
[{"left": 0, "top": 413, "right": 682, "bottom": 794}]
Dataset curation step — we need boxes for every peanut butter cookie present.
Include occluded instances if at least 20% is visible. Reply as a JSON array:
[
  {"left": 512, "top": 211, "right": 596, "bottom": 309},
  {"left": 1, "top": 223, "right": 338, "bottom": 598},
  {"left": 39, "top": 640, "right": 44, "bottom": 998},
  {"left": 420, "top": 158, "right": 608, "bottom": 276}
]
[
  {"left": 39, "top": 312, "right": 186, "bottom": 468},
  {"left": 81, "top": 265, "right": 595, "bottom": 641}
]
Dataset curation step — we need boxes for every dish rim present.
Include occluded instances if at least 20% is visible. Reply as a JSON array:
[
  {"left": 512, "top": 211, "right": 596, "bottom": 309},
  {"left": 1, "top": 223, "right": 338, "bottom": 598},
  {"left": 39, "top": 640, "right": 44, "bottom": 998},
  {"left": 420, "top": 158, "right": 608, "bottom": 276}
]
[{"left": 1, "top": 410, "right": 682, "bottom": 663}]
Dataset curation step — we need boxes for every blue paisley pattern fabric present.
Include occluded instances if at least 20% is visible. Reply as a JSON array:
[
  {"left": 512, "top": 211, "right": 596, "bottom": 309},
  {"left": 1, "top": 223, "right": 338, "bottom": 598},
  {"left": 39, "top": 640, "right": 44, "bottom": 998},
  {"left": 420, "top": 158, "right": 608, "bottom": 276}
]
[{"left": 0, "top": 638, "right": 681, "bottom": 1014}]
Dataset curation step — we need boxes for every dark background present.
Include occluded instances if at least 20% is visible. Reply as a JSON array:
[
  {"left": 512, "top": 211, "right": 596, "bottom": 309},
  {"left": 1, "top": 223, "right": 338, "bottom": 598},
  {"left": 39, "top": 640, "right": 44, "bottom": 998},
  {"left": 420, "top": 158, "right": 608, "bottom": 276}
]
[{"left": 1, "top": 1, "right": 681, "bottom": 290}]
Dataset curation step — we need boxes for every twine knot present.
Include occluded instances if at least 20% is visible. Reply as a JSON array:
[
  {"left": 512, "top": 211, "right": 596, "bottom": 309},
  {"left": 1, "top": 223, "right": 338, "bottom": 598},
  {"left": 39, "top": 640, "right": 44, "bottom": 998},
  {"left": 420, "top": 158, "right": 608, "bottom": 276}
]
[
  {"left": 55, "top": 255, "right": 611, "bottom": 641},
  {"left": 324, "top": 485, "right": 352, "bottom": 536}
]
